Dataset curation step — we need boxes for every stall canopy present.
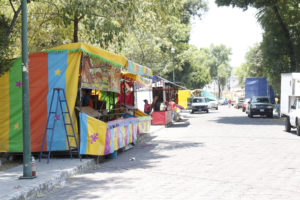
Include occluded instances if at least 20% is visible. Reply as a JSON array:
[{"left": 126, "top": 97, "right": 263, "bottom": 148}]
[
  {"left": 122, "top": 72, "right": 152, "bottom": 89},
  {"left": 126, "top": 60, "right": 153, "bottom": 77},
  {"left": 201, "top": 90, "right": 217, "bottom": 101},
  {"left": 0, "top": 42, "right": 128, "bottom": 153},
  {"left": 152, "top": 75, "right": 186, "bottom": 89}
]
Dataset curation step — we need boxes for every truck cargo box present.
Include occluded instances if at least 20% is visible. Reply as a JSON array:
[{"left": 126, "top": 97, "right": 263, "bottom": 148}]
[
  {"left": 245, "top": 78, "right": 268, "bottom": 99},
  {"left": 280, "top": 73, "right": 300, "bottom": 116}
]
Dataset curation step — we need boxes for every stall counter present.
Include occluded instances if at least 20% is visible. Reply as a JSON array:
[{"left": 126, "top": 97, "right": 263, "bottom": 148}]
[{"left": 151, "top": 110, "right": 172, "bottom": 125}]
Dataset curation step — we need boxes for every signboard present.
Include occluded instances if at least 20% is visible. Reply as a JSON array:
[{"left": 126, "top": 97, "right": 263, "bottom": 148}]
[{"left": 81, "top": 56, "right": 121, "bottom": 93}]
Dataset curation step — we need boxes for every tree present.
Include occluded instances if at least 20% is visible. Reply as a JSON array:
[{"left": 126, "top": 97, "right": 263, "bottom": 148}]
[
  {"left": 0, "top": 0, "right": 24, "bottom": 75},
  {"left": 110, "top": 0, "right": 208, "bottom": 88},
  {"left": 234, "top": 44, "right": 265, "bottom": 87},
  {"left": 207, "top": 44, "right": 232, "bottom": 98},
  {"left": 215, "top": 0, "right": 300, "bottom": 72}
]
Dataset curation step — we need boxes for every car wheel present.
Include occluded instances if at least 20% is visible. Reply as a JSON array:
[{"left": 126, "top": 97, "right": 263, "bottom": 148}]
[
  {"left": 216, "top": 106, "right": 218, "bottom": 110},
  {"left": 297, "top": 122, "right": 300, "bottom": 136},
  {"left": 191, "top": 110, "right": 194, "bottom": 114},
  {"left": 285, "top": 117, "right": 291, "bottom": 132},
  {"left": 268, "top": 113, "right": 273, "bottom": 118},
  {"left": 206, "top": 109, "right": 209, "bottom": 113}
]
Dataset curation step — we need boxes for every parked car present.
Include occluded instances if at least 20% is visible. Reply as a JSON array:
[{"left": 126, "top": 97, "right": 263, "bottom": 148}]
[
  {"left": 242, "top": 98, "right": 250, "bottom": 112},
  {"left": 218, "top": 97, "right": 228, "bottom": 105},
  {"left": 187, "top": 97, "right": 209, "bottom": 113},
  {"left": 208, "top": 100, "right": 218, "bottom": 110},
  {"left": 246, "top": 96, "right": 273, "bottom": 118}
]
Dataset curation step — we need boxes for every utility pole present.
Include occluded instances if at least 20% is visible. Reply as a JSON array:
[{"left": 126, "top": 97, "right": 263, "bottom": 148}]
[{"left": 20, "top": 0, "right": 33, "bottom": 179}]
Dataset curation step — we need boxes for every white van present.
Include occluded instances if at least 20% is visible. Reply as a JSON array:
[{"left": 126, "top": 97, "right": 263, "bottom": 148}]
[{"left": 187, "top": 97, "right": 209, "bottom": 113}]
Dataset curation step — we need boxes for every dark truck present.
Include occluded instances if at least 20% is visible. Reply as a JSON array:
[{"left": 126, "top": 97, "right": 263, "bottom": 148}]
[{"left": 246, "top": 96, "right": 273, "bottom": 118}]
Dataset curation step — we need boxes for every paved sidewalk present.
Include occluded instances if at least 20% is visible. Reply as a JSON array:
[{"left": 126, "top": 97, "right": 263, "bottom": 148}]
[{"left": 0, "top": 125, "right": 164, "bottom": 200}]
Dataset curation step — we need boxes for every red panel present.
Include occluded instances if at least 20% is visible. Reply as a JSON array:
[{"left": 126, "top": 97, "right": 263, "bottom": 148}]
[
  {"left": 29, "top": 52, "right": 48, "bottom": 152},
  {"left": 151, "top": 111, "right": 167, "bottom": 125}
]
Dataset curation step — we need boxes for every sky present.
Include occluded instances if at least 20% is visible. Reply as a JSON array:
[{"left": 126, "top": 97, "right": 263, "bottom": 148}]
[{"left": 190, "top": 0, "right": 263, "bottom": 68}]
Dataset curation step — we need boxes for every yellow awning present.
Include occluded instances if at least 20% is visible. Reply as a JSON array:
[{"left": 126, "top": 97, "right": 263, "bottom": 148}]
[{"left": 46, "top": 42, "right": 128, "bottom": 68}]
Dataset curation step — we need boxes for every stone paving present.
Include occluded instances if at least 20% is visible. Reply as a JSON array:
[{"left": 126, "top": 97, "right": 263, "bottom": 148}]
[{"left": 41, "top": 106, "right": 300, "bottom": 200}]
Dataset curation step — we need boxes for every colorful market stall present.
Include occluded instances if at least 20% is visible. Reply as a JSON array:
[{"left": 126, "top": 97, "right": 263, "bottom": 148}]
[
  {"left": 151, "top": 75, "right": 187, "bottom": 125},
  {"left": 121, "top": 60, "right": 153, "bottom": 134},
  {"left": 71, "top": 44, "right": 141, "bottom": 156},
  {"left": 0, "top": 48, "right": 82, "bottom": 152},
  {"left": 151, "top": 76, "right": 172, "bottom": 125},
  {"left": 0, "top": 43, "right": 140, "bottom": 156}
]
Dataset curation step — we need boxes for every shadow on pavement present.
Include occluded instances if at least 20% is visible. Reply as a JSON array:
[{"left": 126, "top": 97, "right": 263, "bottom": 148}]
[
  {"left": 210, "top": 116, "right": 284, "bottom": 126},
  {"left": 168, "top": 121, "right": 190, "bottom": 128},
  {"left": 40, "top": 137, "right": 204, "bottom": 200}
]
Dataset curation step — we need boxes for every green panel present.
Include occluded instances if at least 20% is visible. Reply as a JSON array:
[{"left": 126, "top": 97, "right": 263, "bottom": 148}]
[{"left": 9, "top": 58, "right": 23, "bottom": 152}]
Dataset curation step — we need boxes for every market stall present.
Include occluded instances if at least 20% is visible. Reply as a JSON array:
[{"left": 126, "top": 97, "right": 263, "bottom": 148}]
[
  {"left": 151, "top": 76, "right": 172, "bottom": 125},
  {"left": 121, "top": 60, "right": 153, "bottom": 134},
  {"left": 77, "top": 48, "right": 142, "bottom": 156},
  {"left": 151, "top": 75, "right": 187, "bottom": 125},
  {"left": 0, "top": 43, "right": 139, "bottom": 156}
]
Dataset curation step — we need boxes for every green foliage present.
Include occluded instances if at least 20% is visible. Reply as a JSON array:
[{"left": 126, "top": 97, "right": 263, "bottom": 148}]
[
  {"left": 215, "top": 0, "right": 300, "bottom": 93},
  {"left": 0, "top": 14, "right": 12, "bottom": 75},
  {"left": 206, "top": 44, "right": 232, "bottom": 97},
  {"left": 234, "top": 44, "right": 264, "bottom": 87},
  {"left": 0, "top": 0, "right": 210, "bottom": 90}
]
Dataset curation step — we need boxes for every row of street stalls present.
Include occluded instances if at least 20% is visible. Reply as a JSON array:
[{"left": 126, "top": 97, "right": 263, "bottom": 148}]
[
  {"left": 0, "top": 42, "right": 189, "bottom": 158},
  {"left": 0, "top": 43, "right": 152, "bottom": 157}
]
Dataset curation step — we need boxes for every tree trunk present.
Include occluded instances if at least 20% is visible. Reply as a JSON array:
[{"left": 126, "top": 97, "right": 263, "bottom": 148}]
[
  {"left": 217, "top": 79, "right": 221, "bottom": 99},
  {"left": 272, "top": 5, "right": 297, "bottom": 71},
  {"left": 6, "top": 4, "right": 22, "bottom": 38},
  {"left": 73, "top": 16, "right": 79, "bottom": 43}
]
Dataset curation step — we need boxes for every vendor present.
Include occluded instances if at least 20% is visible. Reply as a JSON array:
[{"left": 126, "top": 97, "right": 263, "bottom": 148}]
[
  {"left": 82, "top": 89, "right": 93, "bottom": 107},
  {"left": 144, "top": 100, "right": 151, "bottom": 114}
]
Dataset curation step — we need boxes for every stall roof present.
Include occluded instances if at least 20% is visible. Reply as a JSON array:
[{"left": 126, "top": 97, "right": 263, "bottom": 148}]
[
  {"left": 125, "top": 60, "right": 153, "bottom": 77},
  {"left": 122, "top": 72, "right": 152, "bottom": 88},
  {"left": 46, "top": 42, "right": 128, "bottom": 68},
  {"left": 152, "top": 75, "right": 187, "bottom": 89}
]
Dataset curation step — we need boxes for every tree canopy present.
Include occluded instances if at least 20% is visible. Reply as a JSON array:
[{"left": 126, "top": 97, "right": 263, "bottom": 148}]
[
  {"left": 0, "top": 0, "right": 235, "bottom": 92},
  {"left": 216, "top": 0, "right": 300, "bottom": 93}
]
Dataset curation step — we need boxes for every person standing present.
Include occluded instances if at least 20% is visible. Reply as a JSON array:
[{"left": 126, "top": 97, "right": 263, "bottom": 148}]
[
  {"left": 169, "top": 99, "right": 176, "bottom": 122},
  {"left": 143, "top": 100, "right": 151, "bottom": 114},
  {"left": 228, "top": 99, "right": 232, "bottom": 108}
]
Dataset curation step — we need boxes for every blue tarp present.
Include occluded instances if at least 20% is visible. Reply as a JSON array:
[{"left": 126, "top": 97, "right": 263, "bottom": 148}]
[
  {"left": 245, "top": 78, "right": 268, "bottom": 99},
  {"left": 269, "top": 86, "right": 275, "bottom": 104},
  {"left": 201, "top": 90, "right": 217, "bottom": 101}
]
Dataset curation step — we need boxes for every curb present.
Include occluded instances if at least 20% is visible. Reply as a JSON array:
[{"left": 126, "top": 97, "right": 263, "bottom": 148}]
[{"left": 3, "top": 159, "right": 96, "bottom": 200}]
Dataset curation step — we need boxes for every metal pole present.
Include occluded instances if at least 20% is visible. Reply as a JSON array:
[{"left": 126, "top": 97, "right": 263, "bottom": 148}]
[
  {"left": 172, "top": 54, "right": 175, "bottom": 83},
  {"left": 20, "top": 0, "right": 33, "bottom": 179}
]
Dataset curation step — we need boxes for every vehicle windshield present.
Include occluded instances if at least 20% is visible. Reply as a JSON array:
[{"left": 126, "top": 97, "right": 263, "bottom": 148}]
[
  {"left": 253, "top": 97, "right": 270, "bottom": 103},
  {"left": 193, "top": 98, "right": 206, "bottom": 103}
]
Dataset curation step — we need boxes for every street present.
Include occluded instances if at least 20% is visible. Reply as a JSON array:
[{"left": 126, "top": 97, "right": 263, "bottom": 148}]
[{"left": 41, "top": 106, "right": 300, "bottom": 200}]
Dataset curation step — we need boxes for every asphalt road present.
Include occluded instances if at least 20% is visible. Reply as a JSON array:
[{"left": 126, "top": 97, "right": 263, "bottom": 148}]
[{"left": 41, "top": 106, "right": 300, "bottom": 200}]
